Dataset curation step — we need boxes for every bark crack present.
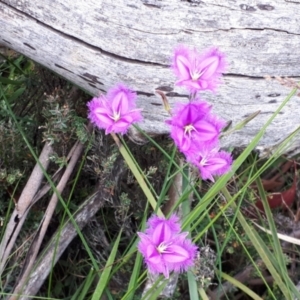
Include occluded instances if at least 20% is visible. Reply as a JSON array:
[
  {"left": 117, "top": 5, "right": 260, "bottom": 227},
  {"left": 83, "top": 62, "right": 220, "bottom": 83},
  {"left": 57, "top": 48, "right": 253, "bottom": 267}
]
[
  {"left": 0, "top": 1, "right": 168, "bottom": 66},
  {"left": 207, "top": 3, "right": 240, "bottom": 11},
  {"left": 187, "top": 27, "right": 299, "bottom": 36}
]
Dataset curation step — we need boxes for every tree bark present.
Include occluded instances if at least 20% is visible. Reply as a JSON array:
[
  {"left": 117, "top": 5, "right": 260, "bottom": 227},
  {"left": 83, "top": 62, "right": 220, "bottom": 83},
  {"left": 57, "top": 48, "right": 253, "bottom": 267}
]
[{"left": 0, "top": 0, "right": 300, "bottom": 154}]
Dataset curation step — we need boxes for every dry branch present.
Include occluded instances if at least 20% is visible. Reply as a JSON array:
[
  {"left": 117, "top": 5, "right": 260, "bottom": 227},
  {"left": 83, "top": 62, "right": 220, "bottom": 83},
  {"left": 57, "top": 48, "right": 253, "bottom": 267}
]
[
  {"left": 12, "top": 191, "right": 102, "bottom": 299},
  {"left": 10, "top": 139, "right": 85, "bottom": 299},
  {"left": 0, "top": 143, "right": 53, "bottom": 274}
]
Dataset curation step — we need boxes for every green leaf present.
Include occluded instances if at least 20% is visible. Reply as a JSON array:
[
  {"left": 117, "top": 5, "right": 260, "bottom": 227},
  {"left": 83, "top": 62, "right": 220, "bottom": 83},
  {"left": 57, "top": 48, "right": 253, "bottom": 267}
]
[
  {"left": 188, "top": 271, "right": 199, "bottom": 300},
  {"left": 219, "top": 271, "right": 263, "bottom": 300},
  {"left": 141, "top": 276, "right": 169, "bottom": 300},
  {"left": 91, "top": 230, "right": 122, "bottom": 300},
  {"left": 71, "top": 268, "right": 96, "bottom": 300},
  {"left": 7, "top": 87, "right": 26, "bottom": 103},
  {"left": 0, "top": 77, "right": 25, "bottom": 85}
]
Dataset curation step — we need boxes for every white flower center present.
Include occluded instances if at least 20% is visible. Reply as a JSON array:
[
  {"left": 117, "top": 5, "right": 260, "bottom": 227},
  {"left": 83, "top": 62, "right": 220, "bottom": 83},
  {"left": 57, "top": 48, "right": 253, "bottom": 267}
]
[
  {"left": 184, "top": 124, "right": 196, "bottom": 136},
  {"left": 200, "top": 157, "right": 208, "bottom": 166},
  {"left": 157, "top": 242, "right": 172, "bottom": 254},
  {"left": 190, "top": 70, "right": 203, "bottom": 81},
  {"left": 111, "top": 110, "right": 121, "bottom": 122}
]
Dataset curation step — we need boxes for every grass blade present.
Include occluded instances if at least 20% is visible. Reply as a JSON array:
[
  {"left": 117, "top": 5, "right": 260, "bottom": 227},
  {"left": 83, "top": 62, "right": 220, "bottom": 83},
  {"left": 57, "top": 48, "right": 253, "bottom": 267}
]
[{"left": 91, "top": 229, "right": 122, "bottom": 300}]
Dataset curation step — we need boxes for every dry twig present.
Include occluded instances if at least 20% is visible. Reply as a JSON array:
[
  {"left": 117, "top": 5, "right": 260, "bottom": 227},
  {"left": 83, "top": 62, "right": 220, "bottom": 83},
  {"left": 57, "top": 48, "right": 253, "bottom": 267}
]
[{"left": 0, "top": 143, "right": 53, "bottom": 274}]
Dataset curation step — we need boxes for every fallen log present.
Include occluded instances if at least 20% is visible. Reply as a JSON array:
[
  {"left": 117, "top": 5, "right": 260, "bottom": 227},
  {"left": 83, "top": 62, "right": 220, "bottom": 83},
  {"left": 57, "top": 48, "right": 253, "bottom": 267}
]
[{"left": 0, "top": 0, "right": 300, "bottom": 154}]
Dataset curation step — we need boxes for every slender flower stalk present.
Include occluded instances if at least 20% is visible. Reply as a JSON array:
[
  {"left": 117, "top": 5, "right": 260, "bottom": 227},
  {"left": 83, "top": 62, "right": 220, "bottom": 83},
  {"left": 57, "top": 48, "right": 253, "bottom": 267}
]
[
  {"left": 172, "top": 45, "right": 227, "bottom": 93},
  {"left": 87, "top": 84, "right": 142, "bottom": 134},
  {"left": 138, "top": 214, "right": 197, "bottom": 278},
  {"left": 111, "top": 133, "right": 164, "bottom": 217}
]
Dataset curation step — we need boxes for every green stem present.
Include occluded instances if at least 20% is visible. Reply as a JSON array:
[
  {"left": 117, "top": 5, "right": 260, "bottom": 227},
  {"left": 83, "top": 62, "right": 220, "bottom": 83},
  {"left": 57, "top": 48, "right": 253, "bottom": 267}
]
[
  {"left": 111, "top": 133, "right": 163, "bottom": 217},
  {"left": 182, "top": 163, "right": 191, "bottom": 220},
  {"left": 198, "top": 287, "right": 209, "bottom": 300},
  {"left": 182, "top": 165, "right": 200, "bottom": 300}
]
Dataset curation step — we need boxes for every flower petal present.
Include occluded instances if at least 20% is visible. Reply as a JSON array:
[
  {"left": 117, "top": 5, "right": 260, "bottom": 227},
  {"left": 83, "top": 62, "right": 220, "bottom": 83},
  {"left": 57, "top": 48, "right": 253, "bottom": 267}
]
[
  {"left": 172, "top": 46, "right": 192, "bottom": 80},
  {"left": 152, "top": 221, "right": 173, "bottom": 245},
  {"left": 146, "top": 244, "right": 161, "bottom": 264},
  {"left": 175, "top": 55, "right": 192, "bottom": 80},
  {"left": 193, "top": 120, "right": 219, "bottom": 142},
  {"left": 163, "top": 244, "right": 190, "bottom": 263},
  {"left": 111, "top": 90, "right": 129, "bottom": 114},
  {"left": 198, "top": 56, "right": 219, "bottom": 80}
]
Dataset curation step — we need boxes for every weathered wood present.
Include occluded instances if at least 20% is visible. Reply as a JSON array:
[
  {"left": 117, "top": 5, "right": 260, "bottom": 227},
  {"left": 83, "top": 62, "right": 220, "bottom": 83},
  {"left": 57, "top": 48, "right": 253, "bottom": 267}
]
[
  {"left": 0, "top": 0, "right": 300, "bottom": 154},
  {"left": 16, "top": 191, "right": 102, "bottom": 299}
]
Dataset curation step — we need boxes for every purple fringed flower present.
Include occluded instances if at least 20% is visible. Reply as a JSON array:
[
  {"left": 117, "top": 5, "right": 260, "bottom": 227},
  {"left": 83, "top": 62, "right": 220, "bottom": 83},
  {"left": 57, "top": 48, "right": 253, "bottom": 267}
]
[
  {"left": 137, "top": 214, "right": 197, "bottom": 278},
  {"left": 166, "top": 100, "right": 225, "bottom": 153},
  {"left": 172, "top": 45, "right": 227, "bottom": 92},
  {"left": 87, "top": 84, "right": 143, "bottom": 134},
  {"left": 189, "top": 146, "right": 232, "bottom": 182}
]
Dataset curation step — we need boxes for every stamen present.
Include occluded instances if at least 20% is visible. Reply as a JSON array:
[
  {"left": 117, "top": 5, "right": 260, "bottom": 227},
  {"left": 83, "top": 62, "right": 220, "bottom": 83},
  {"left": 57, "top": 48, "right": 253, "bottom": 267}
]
[
  {"left": 190, "top": 60, "right": 204, "bottom": 80},
  {"left": 157, "top": 242, "right": 172, "bottom": 254},
  {"left": 184, "top": 124, "right": 196, "bottom": 136},
  {"left": 110, "top": 110, "right": 121, "bottom": 122},
  {"left": 190, "top": 70, "right": 203, "bottom": 81},
  {"left": 200, "top": 157, "right": 207, "bottom": 166}
]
